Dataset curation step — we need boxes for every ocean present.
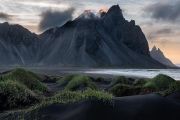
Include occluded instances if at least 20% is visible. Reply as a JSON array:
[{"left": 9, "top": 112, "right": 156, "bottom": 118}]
[
  {"left": 0, "top": 67, "right": 180, "bottom": 80},
  {"left": 83, "top": 69, "right": 180, "bottom": 80}
]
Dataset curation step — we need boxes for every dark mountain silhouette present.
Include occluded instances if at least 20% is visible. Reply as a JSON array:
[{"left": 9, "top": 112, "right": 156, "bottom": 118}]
[
  {"left": 0, "top": 5, "right": 166, "bottom": 68},
  {"left": 0, "top": 22, "right": 39, "bottom": 65},
  {"left": 150, "top": 46, "right": 176, "bottom": 67}
]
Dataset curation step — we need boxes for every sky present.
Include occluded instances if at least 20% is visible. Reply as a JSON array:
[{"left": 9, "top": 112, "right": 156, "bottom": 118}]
[{"left": 0, "top": 0, "right": 180, "bottom": 64}]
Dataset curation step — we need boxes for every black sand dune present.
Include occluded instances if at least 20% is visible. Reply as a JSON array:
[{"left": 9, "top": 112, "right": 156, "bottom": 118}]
[
  {"left": 21, "top": 94, "right": 180, "bottom": 120},
  {"left": 166, "top": 91, "right": 180, "bottom": 103},
  {"left": 45, "top": 81, "right": 69, "bottom": 92}
]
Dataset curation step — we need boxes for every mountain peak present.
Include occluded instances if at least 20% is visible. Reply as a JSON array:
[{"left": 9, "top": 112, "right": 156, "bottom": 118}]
[
  {"left": 78, "top": 10, "right": 97, "bottom": 20},
  {"left": 0, "top": 22, "right": 9, "bottom": 28},
  {"left": 152, "top": 46, "right": 157, "bottom": 51},
  {"left": 2, "top": 22, "right": 9, "bottom": 25},
  {"left": 107, "top": 4, "right": 122, "bottom": 15},
  {"left": 150, "top": 46, "right": 176, "bottom": 67},
  {"left": 97, "top": 9, "right": 107, "bottom": 18}
]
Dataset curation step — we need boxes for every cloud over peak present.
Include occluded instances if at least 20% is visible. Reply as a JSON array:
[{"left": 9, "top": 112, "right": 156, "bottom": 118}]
[
  {"left": 0, "top": 12, "right": 11, "bottom": 20},
  {"left": 143, "top": 1, "right": 180, "bottom": 22},
  {"left": 38, "top": 7, "right": 75, "bottom": 32}
]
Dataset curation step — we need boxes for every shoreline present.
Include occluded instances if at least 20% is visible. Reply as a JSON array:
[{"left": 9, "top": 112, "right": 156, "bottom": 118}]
[{"left": 0, "top": 67, "right": 179, "bottom": 80}]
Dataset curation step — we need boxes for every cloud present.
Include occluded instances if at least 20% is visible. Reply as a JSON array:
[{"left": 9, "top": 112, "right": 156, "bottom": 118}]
[
  {"left": 143, "top": 1, "right": 180, "bottom": 22},
  {"left": 0, "top": 12, "right": 11, "bottom": 20},
  {"left": 140, "top": 21, "right": 153, "bottom": 27},
  {"left": 156, "top": 28, "right": 173, "bottom": 34},
  {"left": 146, "top": 32, "right": 156, "bottom": 40},
  {"left": 146, "top": 28, "right": 173, "bottom": 40},
  {"left": 38, "top": 7, "right": 75, "bottom": 32}
]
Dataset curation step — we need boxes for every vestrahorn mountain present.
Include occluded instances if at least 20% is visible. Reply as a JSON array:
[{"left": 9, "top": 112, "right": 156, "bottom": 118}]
[{"left": 0, "top": 5, "right": 166, "bottom": 68}]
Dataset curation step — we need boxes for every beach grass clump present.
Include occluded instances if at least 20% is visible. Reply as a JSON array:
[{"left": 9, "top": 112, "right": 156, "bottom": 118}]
[
  {"left": 28, "top": 71, "right": 48, "bottom": 82},
  {"left": 49, "top": 76, "right": 63, "bottom": 83},
  {"left": 53, "top": 90, "right": 113, "bottom": 103},
  {"left": 109, "top": 84, "right": 154, "bottom": 97},
  {"left": 65, "top": 75, "right": 98, "bottom": 91},
  {"left": 111, "top": 76, "right": 129, "bottom": 84},
  {"left": 28, "top": 71, "right": 62, "bottom": 83},
  {"left": 19, "top": 89, "right": 114, "bottom": 119},
  {"left": 134, "top": 78, "right": 147, "bottom": 85},
  {"left": 28, "top": 90, "right": 114, "bottom": 112},
  {"left": 57, "top": 74, "right": 78, "bottom": 84},
  {"left": 109, "top": 84, "right": 133, "bottom": 96},
  {"left": 144, "top": 74, "right": 175, "bottom": 91},
  {"left": 0, "top": 80, "right": 37, "bottom": 110},
  {"left": 2, "top": 68, "right": 50, "bottom": 93},
  {"left": 95, "top": 77, "right": 105, "bottom": 82},
  {"left": 166, "top": 81, "right": 180, "bottom": 95}
]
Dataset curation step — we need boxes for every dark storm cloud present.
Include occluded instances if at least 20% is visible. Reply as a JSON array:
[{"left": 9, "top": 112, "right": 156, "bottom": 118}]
[
  {"left": 0, "top": 12, "right": 11, "bottom": 20},
  {"left": 156, "top": 28, "right": 173, "bottom": 34},
  {"left": 38, "top": 7, "right": 75, "bottom": 31},
  {"left": 144, "top": 1, "right": 180, "bottom": 22}
]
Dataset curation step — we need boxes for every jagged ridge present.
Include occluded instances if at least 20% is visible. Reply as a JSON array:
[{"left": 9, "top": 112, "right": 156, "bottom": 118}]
[
  {"left": 0, "top": 5, "right": 166, "bottom": 68},
  {"left": 150, "top": 46, "right": 176, "bottom": 67}
]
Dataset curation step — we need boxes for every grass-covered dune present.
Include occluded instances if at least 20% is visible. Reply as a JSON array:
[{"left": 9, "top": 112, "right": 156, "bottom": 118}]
[
  {"left": 111, "top": 76, "right": 129, "bottom": 84},
  {"left": 57, "top": 74, "right": 98, "bottom": 91},
  {"left": 0, "top": 80, "right": 37, "bottom": 111},
  {"left": 1, "top": 68, "right": 50, "bottom": 93},
  {"left": 109, "top": 74, "right": 179, "bottom": 97},
  {"left": 144, "top": 74, "right": 176, "bottom": 91},
  {"left": 1, "top": 68, "right": 180, "bottom": 120},
  {"left": 0, "top": 68, "right": 52, "bottom": 111}
]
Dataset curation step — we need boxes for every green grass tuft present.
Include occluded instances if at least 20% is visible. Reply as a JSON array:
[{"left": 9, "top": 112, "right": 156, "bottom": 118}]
[
  {"left": 57, "top": 74, "right": 77, "bottom": 84},
  {"left": 27, "top": 71, "right": 48, "bottom": 82},
  {"left": 109, "top": 84, "right": 154, "bottom": 97},
  {"left": 144, "top": 74, "right": 175, "bottom": 91},
  {"left": 111, "top": 76, "right": 129, "bottom": 84},
  {"left": 134, "top": 78, "right": 147, "bottom": 85},
  {"left": 64, "top": 75, "right": 98, "bottom": 91},
  {"left": 2, "top": 68, "right": 50, "bottom": 93},
  {"left": 165, "top": 81, "right": 180, "bottom": 95},
  {"left": 0, "top": 80, "right": 37, "bottom": 110},
  {"left": 27, "top": 90, "right": 114, "bottom": 113},
  {"left": 95, "top": 77, "right": 105, "bottom": 82},
  {"left": 28, "top": 71, "right": 62, "bottom": 83},
  {"left": 109, "top": 84, "right": 133, "bottom": 96}
]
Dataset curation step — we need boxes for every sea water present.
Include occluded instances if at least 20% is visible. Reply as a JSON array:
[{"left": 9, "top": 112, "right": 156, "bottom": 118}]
[
  {"left": 84, "top": 69, "right": 180, "bottom": 80},
  {"left": 0, "top": 68, "right": 179, "bottom": 80}
]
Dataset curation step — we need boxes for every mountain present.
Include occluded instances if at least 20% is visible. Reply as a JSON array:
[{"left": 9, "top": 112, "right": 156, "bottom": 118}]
[
  {"left": 150, "top": 46, "right": 176, "bottom": 67},
  {"left": 0, "top": 5, "right": 165, "bottom": 68},
  {"left": 176, "top": 64, "right": 180, "bottom": 67},
  {"left": 0, "top": 22, "right": 39, "bottom": 66},
  {"left": 37, "top": 5, "right": 164, "bottom": 68}
]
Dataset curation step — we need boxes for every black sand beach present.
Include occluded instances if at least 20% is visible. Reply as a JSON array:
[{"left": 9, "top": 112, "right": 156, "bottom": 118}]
[
  {"left": 29, "top": 94, "right": 180, "bottom": 120},
  {"left": 1, "top": 68, "right": 180, "bottom": 120}
]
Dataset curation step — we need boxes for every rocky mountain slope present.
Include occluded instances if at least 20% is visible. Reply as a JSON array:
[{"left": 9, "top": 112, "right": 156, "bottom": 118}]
[
  {"left": 37, "top": 5, "right": 164, "bottom": 68},
  {"left": 0, "top": 5, "right": 165, "bottom": 68},
  {"left": 0, "top": 22, "right": 39, "bottom": 65},
  {"left": 150, "top": 46, "right": 176, "bottom": 67}
]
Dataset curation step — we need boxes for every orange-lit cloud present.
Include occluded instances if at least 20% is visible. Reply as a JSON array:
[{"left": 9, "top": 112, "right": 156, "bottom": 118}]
[
  {"left": 84, "top": 10, "right": 91, "bottom": 13},
  {"left": 99, "top": 9, "right": 107, "bottom": 13}
]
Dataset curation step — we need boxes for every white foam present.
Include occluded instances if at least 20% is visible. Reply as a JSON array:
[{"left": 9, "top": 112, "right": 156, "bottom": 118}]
[{"left": 84, "top": 69, "right": 180, "bottom": 80}]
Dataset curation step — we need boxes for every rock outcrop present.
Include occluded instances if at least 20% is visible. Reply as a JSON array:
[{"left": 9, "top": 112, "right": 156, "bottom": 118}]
[{"left": 150, "top": 46, "right": 176, "bottom": 67}]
